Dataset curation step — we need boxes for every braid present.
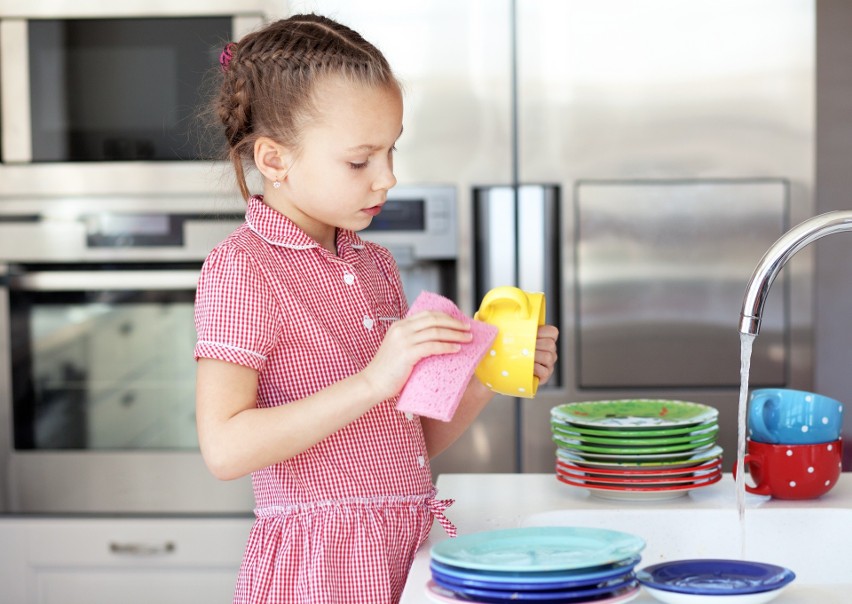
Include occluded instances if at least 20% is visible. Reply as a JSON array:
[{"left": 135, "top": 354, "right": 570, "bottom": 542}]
[{"left": 211, "top": 14, "right": 398, "bottom": 200}]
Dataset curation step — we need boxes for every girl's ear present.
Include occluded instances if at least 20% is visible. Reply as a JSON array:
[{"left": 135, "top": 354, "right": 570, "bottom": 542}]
[{"left": 253, "top": 137, "right": 294, "bottom": 183}]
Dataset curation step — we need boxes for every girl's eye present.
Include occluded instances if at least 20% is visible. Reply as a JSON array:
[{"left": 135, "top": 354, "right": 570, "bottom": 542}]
[{"left": 349, "top": 160, "right": 368, "bottom": 170}]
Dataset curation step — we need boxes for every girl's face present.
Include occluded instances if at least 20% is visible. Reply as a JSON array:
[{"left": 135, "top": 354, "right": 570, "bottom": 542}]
[{"left": 274, "top": 76, "right": 403, "bottom": 251}]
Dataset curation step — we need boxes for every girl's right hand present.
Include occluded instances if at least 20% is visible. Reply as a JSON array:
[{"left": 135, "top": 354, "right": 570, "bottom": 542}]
[{"left": 360, "top": 311, "right": 473, "bottom": 402}]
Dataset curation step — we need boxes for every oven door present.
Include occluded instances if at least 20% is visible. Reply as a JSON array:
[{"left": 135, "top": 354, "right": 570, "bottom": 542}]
[{"left": 0, "top": 264, "right": 253, "bottom": 514}]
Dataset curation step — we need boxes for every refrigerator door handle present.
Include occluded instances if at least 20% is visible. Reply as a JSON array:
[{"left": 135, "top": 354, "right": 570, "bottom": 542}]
[
  {"left": 474, "top": 186, "right": 518, "bottom": 298},
  {"left": 518, "top": 186, "right": 559, "bottom": 299}
]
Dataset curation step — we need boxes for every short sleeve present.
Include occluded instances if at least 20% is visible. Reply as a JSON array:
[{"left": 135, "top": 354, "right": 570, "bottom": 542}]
[{"left": 193, "top": 245, "right": 280, "bottom": 371}]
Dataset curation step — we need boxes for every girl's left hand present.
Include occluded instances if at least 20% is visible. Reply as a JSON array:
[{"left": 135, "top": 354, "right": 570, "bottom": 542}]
[{"left": 533, "top": 324, "right": 559, "bottom": 385}]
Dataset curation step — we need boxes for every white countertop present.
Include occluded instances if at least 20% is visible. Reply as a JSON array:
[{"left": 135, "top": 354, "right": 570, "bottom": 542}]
[{"left": 401, "top": 472, "right": 852, "bottom": 604}]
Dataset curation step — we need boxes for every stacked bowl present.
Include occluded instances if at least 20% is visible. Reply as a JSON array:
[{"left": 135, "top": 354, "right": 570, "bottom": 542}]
[
  {"left": 739, "top": 388, "right": 844, "bottom": 499},
  {"left": 551, "top": 399, "right": 723, "bottom": 501},
  {"left": 425, "top": 526, "right": 645, "bottom": 603}
]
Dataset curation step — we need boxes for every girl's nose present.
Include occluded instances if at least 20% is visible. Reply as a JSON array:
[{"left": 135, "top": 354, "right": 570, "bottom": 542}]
[{"left": 372, "top": 159, "right": 397, "bottom": 192}]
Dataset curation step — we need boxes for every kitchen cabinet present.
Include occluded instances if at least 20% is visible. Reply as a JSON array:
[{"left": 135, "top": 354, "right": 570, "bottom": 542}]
[{"left": 0, "top": 516, "right": 253, "bottom": 604}]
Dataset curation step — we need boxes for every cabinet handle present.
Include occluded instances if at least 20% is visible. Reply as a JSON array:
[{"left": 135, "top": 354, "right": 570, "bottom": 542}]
[{"left": 109, "top": 541, "right": 176, "bottom": 556}]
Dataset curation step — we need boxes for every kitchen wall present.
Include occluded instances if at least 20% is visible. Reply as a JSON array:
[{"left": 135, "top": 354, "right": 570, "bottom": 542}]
[{"left": 815, "top": 0, "right": 852, "bottom": 469}]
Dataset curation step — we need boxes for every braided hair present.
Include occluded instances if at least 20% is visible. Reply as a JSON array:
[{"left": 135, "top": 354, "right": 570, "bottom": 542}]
[{"left": 213, "top": 14, "right": 400, "bottom": 201}]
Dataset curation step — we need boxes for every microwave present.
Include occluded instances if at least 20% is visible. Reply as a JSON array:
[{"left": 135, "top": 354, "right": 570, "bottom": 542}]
[{"left": 0, "top": 1, "right": 272, "bottom": 198}]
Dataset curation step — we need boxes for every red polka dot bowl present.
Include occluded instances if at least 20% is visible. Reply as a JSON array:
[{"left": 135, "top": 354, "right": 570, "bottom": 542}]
[{"left": 733, "top": 438, "right": 843, "bottom": 500}]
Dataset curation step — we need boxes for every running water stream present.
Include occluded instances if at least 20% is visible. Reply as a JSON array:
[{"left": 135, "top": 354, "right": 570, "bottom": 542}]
[{"left": 736, "top": 333, "right": 756, "bottom": 558}]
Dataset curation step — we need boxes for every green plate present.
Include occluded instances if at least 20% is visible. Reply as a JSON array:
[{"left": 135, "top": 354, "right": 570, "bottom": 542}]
[
  {"left": 556, "top": 444, "right": 724, "bottom": 469},
  {"left": 550, "top": 423, "right": 720, "bottom": 446},
  {"left": 552, "top": 432, "right": 718, "bottom": 455},
  {"left": 430, "top": 526, "right": 645, "bottom": 572},
  {"left": 550, "top": 419, "right": 718, "bottom": 439},
  {"left": 552, "top": 400, "right": 718, "bottom": 430},
  {"left": 556, "top": 442, "right": 720, "bottom": 463}
]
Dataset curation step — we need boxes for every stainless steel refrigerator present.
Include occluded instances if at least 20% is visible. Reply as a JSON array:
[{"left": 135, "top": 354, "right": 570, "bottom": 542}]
[{"left": 292, "top": 0, "right": 816, "bottom": 474}]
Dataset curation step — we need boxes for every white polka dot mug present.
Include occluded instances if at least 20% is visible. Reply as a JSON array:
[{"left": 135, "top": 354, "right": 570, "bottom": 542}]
[
  {"left": 733, "top": 438, "right": 843, "bottom": 500},
  {"left": 748, "top": 388, "right": 844, "bottom": 445},
  {"left": 473, "top": 286, "right": 545, "bottom": 398}
]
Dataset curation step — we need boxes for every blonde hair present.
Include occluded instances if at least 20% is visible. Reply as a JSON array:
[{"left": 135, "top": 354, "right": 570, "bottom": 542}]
[{"left": 213, "top": 13, "right": 400, "bottom": 201}]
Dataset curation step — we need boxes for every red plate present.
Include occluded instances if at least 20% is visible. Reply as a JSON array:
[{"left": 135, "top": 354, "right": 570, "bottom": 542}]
[
  {"left": 556, "top": 465, "right": 722, "bottom": 486},
  {"left": 556, "top": 470, "right": 722, "bottom": 492}
]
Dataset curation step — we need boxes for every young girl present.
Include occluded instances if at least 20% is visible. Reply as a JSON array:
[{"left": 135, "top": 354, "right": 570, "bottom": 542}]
[{"left": 194, "top": 13, "right": 559, "bottom": 604}]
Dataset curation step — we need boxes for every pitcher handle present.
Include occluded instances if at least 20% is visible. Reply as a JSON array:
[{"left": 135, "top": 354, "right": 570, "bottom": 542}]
[{"left": 475, "top": 286, "right": 530, "bottom": 322}]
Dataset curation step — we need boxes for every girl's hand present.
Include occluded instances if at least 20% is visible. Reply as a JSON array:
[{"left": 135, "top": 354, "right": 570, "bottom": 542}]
[
  {"left": 533, "top": 324, "right": 559, "bottom": 385},
  {"left": 360, "top": 311, "right": 472, "bottom": 402}
]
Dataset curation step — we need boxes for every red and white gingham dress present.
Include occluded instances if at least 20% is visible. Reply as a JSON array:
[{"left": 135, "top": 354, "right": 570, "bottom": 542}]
[{"left": 194, "top": 196, "right": 454, "bottom": 604}]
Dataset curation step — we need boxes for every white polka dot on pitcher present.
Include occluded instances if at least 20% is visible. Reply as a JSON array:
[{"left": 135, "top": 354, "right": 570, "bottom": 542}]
[
  {"left": 518, "top": 388, "right": 526, "bottom": 393},
  {"left": 825, "top": 480, "right": 831, "bottom": 486},
  {"left": 801, "top": 426, "right": 809, "bottom": 433},
  {"left": 807, "top": 466, "right": 815, "bottom": 473},
  {"left": 827, "top": 444, "right": 834, "bottom": 451},
  {"left": 501, "top": 370, "right": 509, "bottom": 377},
  {"left": 789, "top": 481, "right": 797, "bottom": 488},
  {"left": 785, "top": 449, "right": 793, "bottom": 456},
  {"left": 522, "top": 348, "right": 530, "bottom": 356},
  {"left": 821, "top": 417, "right": 829, "bottom": 424},
  {"left": 489, "top": 350, "right": 496, "bottom": 356}
]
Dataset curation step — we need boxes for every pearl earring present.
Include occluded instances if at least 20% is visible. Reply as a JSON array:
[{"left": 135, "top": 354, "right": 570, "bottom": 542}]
[{"left": 272, "top": 180, "right": 281, "bottom": 189}]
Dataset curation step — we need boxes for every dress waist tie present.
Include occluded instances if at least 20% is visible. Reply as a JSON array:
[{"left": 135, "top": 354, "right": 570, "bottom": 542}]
[{"left": 427, "top": 497, "right": 457, "bottom": 538}]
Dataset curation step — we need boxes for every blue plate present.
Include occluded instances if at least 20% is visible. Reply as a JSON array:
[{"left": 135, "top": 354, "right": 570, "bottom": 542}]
[
  {"left": 431, "top": 527, "right": 646, "bottom": 572},
  {"left": 637, "top": 559, "right": 796, "bottom": 595},
  {"left": 430, "top": 555, "right": 641, "bottom": 590},
  {"left": 432, "top": 575, "right": 638, "bottom": 603}
]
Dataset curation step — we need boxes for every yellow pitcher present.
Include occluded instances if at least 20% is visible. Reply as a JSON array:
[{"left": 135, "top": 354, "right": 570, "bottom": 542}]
[{"left": 474, "top": 286, "right": 545, "bottom": 398}]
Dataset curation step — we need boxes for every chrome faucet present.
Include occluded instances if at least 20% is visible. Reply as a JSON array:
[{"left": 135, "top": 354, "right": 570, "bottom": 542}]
[{"left": 740, "top": 211, "right": 852, "bottom": 335}]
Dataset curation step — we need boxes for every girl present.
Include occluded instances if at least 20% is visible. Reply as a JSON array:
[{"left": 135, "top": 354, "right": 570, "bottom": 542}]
[{"left": 194, "top": 13, "right": 559, "bottom": 604}]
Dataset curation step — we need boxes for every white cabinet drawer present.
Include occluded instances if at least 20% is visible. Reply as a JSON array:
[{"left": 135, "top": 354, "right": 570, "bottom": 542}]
[{"left": 0, "top": 516, "right": 254, "bottom": 604}]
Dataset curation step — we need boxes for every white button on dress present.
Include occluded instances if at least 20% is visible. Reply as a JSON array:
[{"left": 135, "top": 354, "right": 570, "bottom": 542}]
[{"left": 343, "top": 272, "right": 355, "bottom": 285}]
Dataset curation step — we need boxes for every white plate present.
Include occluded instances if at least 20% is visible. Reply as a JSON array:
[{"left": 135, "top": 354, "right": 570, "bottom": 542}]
[{"left": 643, "top": 585, "right": 789, "bottom": 604}]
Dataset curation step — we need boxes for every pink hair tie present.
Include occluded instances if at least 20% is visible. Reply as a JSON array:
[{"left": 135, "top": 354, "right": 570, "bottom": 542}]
[{"left": 219, "top": 42, "right": 236, "bottom": 72}]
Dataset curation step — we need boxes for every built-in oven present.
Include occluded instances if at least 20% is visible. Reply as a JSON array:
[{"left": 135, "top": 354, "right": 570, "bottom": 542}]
[{"left": 0, "top": 187, "right": 457, "bottom": 514}]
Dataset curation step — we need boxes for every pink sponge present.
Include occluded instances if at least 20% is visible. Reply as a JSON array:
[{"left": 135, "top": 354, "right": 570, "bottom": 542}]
[{"left": 396, "top": 291, "right": 498, "bottom": 422}]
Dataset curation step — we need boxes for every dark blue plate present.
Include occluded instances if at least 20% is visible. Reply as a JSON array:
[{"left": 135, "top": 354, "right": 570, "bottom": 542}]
[
  {"left": 432, "top": 574, "right": 638, "bottom": 603},
  {"left": 429, "top": 554, "right": 640, "bottom": 590},
  {"left": 637, "top": 559, "right": 795, "bottom": 595}
]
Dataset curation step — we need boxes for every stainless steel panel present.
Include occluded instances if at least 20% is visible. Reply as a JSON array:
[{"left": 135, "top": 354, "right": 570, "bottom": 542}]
[
  {"left": 517, "top": 0, "right": 815, "bottom": 472},
  {"left": 575, "top": 179, "right": 788, "bottom": 388}
]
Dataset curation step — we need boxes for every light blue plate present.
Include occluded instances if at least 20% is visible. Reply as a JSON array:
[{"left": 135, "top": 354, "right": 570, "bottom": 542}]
[{"left": 430, "top": 526, "right": 645, "bottom": 572}]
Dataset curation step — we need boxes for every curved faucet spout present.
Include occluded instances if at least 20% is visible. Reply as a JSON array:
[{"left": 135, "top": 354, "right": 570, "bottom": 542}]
[{"left": 740, "top": 210, "right": 852, "bottom": 336}]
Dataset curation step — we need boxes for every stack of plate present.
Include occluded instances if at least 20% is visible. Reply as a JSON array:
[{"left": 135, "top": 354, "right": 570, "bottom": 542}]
[
  {"left": 425, "top": 526, "right": 645, "bottom": 604},
  {"left": 551, "top": 399, "right": 723, "bottom": 501}
]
